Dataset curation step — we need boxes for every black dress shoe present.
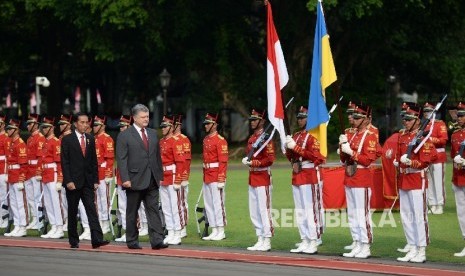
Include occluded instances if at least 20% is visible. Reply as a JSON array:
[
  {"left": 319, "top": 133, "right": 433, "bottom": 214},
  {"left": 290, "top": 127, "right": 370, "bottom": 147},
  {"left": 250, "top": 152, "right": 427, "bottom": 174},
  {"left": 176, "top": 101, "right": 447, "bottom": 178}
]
[
  {"left": 70, "top": 244, "right": 79, "bottom": 249},
  {"left": 152, "top": 242, "right": 169, "bottom": 250},
  {"left": 127, "top": 243, "right": 142, "bottom": 249},
  {"left": 92, "top": 240, "right": 110, "bottom": 249}
]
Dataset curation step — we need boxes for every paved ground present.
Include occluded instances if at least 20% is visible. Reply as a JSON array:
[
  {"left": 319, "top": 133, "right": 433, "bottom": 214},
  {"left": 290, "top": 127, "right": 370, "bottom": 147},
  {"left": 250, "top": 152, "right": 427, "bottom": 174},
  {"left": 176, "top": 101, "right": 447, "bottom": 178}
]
[{"left": 1, "top": 237, "right": 464, "bottom": 276}]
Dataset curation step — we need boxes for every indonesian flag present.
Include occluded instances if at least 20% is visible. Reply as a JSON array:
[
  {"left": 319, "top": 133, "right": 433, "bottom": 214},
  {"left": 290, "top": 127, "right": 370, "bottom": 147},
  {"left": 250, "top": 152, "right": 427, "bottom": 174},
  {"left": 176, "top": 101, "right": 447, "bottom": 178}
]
[
  {"left": 96, "top": 89, "right": 102, "bottom": 104},
  {"left": 267, "top": 3, "right": 289, "bottom": 152},
  {"left": 74, "top": 86, "right": 81, "bottom": 112},
  {"left": 30, "top": 92, "right": 37, "bottom": 113},
  {"left": 6, "top": 92, "right": 11, "bottom": 108}
]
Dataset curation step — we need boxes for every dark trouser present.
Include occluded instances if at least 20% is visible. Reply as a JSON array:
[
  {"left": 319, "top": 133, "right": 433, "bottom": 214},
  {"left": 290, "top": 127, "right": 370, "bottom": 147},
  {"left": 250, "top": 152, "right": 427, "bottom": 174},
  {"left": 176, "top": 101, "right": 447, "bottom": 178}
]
[
  {"left": 126, "top": 179, "right": 164, "bottom": 247},
  {"left": 66, "top": 185, "right": 104, "bottom": 246}
]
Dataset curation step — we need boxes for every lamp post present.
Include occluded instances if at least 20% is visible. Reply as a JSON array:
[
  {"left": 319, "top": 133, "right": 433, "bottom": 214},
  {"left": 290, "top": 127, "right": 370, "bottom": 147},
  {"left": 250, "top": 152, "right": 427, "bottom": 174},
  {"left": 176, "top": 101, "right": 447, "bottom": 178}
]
[
  {"left": 385, "top": 74, "right": 396, "bottom": 139},
  {"left": 35, "top": 76, "right": 50, "bottom": 114},
  {"left": 159, "top": 68, "right": 171, "bottom": 115}
]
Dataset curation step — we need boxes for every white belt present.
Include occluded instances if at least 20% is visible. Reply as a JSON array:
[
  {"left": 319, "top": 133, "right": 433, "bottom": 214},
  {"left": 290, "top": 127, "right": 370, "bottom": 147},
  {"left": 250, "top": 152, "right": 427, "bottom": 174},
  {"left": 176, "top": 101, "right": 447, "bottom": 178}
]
[
  {"left": 436, "top": 148, "right": 445, "bottom": 153},
  {"left": 400, "top": 167, "right": 423, "bottom": 174},
  {"left": 100, "top": 161, "right": 107, "bottom": 168},
  {"left": 203, "top": 162, "right": 219, "bottom": 169},
  {"left": 301, "top": 161, "right": 315, "bottom": 169},
  {"left": 28, "top": 160, "right": 38, "bottom": 165},
  {"left": 250, "top": 167, "right": 270, "bottom": 172},
  {"left": 42, "top": 163, "right": 57, "bottom": 169},
  {"left": 163, "top": 164, "right": 176, "bottom": 171},
  {"left": 356, "top": 165, "right": 369, "bottom": 169},
  {"left": 8, "top": 164, "right": 20, "bottom": 170},
  {"left": 0, "top": 155, "right": 5, "bottom": 161}
]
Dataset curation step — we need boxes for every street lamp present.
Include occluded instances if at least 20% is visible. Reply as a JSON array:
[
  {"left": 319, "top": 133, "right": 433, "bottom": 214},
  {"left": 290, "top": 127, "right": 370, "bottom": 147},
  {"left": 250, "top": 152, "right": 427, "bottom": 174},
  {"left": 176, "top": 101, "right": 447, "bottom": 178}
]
[
  {"left": 35, "top": 76, "right": 50, "bottom": 114},
  {"left": 159, "top": 68, "right": 171, "bottom": 115},
  {"left": 385, "top": 74, "right": 396, "bottom": 139}
]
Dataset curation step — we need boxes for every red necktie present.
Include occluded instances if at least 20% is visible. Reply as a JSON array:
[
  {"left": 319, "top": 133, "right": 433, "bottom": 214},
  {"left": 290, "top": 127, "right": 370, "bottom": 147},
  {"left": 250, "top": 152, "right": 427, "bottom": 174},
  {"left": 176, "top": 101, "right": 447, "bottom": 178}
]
[
  {"left": 141, "top": 128, "right": 149, "bottom": 150},
  {"left": 80, "top": 135, "right": 86, "bottom": 156}
]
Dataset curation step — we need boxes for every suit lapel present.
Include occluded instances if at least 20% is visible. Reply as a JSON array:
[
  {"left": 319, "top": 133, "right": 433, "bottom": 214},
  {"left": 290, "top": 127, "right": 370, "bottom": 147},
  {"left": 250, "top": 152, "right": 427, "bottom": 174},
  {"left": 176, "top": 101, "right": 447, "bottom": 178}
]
[{"left": 130, "top": 127, "right": 147, "bottom": 152}]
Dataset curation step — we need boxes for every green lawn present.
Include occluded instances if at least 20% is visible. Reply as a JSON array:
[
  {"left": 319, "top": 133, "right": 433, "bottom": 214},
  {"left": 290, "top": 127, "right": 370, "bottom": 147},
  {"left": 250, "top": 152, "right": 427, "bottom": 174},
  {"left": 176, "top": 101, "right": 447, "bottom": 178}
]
[
  {"left": 180, "top": 161, "right": 465, "bottom": 264},
  {"left": 4, "top": 160, "right": 465, "bottom": 264}
]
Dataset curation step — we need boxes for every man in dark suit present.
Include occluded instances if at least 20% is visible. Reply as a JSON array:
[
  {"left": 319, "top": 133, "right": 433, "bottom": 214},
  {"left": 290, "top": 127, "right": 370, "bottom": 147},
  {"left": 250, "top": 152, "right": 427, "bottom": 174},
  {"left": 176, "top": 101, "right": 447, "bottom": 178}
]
[
  {"left": 116, "top": 104, "right": 167, "bottom": 249},
  {"left": 61, "top": 112, "right": 110, "bottom": 249}
]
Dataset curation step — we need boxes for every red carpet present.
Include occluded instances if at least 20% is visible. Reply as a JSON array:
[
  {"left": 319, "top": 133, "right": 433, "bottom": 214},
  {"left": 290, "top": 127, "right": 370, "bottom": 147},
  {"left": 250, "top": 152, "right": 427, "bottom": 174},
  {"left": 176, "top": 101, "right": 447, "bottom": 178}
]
[{"left": 0, "top": 238, "right": 463, "bottom": 276}]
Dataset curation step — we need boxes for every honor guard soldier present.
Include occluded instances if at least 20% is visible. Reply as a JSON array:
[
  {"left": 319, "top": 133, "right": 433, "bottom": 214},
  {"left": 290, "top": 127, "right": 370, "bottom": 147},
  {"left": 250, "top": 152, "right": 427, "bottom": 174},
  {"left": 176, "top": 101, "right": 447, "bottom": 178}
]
[
  {"left": 93, "top": 115, "right": 114, "bottom": 234},
  {"left": 422, "top": 102, "right": 448, "bottom": 214},
  {"left": 395, "top": 103, "right": 437, "bottom": 263},
  {"left": 242, "top": 108, "right": 275, "bottom": 252},
  {"left": 159, "top": 115, "right": 185, "bottom": 245},
  {"left": 201, "top": 113, "right": 228, "bottom": 241},
  {"left": 339, "top": 103, "right": 381, "bottom": 259},
  {"left": 0, "top": 115, "right": 11, "bottom": 228},
  {"left": 449, "top": 102, "right": 465, "bottom": 257},
  {"left": 114, "top": 115, "right": 132, "bottom": 242},
  {"left": 174, "top": 115, "right": 191, "bottom": 238},
  {"left": 58, "top": 115, "right": 73, "bottom": 138},
  {"left": 25, "top": 114, "right": 46, "bottom": 230},
  {"left": 285, "top": 106, "right": 325, "bottom": 254},
  {"left": 39, "top": 116, "right": 65, "bottom": 239},
  {"left": 56, "top": 115, "right": 74, "bottom": 232},
  {"left": 3, "top": 119, "right": 28, "bottom": 237}
]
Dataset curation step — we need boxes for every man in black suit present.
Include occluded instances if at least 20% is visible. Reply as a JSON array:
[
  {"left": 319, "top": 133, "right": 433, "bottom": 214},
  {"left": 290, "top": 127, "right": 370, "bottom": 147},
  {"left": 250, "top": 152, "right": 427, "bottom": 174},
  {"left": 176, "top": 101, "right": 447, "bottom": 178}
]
[
  {"left": 61, "top": 112, "right": 110, "bottom": 249},
  {"left": 116, "top": 104, "right": 167, "bottom": 249}
]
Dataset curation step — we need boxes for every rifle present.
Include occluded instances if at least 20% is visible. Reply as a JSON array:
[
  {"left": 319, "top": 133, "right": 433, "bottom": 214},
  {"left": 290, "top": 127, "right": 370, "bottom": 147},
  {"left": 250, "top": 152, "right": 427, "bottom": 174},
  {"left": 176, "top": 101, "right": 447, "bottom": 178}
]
[
  {"left": 326, "top": 96, "right": 343, "bottom": 126},
  {"left": 246, "top": 97, "right": 294, "bottom": 161},
  {"left": 406, "top": 94, "right": 447, "bottom": 158},
  {"left": 108, "top": 183, "right": 117, "bottom": 239}
]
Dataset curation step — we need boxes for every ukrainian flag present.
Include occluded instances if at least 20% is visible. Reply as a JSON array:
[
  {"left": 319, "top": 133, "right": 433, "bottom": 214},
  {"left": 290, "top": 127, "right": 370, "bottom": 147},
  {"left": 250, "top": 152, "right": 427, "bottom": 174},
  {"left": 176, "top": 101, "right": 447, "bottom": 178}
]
[{"left": 306, "top": 1, "right": 337, "bottom": 157}]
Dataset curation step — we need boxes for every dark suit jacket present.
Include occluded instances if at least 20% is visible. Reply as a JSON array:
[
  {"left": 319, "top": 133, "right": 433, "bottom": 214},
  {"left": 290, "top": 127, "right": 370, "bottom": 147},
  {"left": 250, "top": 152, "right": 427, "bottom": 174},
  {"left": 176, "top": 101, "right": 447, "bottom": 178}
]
[
  {"left": 61, "top": 132, "right": 99, "bottom": 188},
  {"left": 116, "top": 126, "right": 163, "bottom": 190}
]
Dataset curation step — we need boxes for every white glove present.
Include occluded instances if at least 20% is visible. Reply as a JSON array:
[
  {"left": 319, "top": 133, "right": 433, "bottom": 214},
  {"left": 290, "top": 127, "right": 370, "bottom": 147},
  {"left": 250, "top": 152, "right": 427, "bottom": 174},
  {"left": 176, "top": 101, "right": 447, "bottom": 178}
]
[
  {"left": 173, "top": 184, "right": 181, "bottom": 191},
  {"left": 17, "top": 182, "right": 24, "bottom": 191},
  {"left": 217, "top": 182, "right": 225, "bottom": 189},
  {"left": 105, "top": 177, "right": 113, "bottom": 185},
  {"left": 181, "top": 180, "right": 189, "bottom": 187},
  {"left": 393, "top": 160, "right": 399, "bottom": 167},
  {"left": 453, "top": 155, "right": 465, "bottom": 165},
  {"left": 339, "top": 134, "right": 348, "bottom": 145},
  {"left": 400, "top": 154, "right": 412, "bottom": 166},
  {"left": 56, "top": 182, "right": 63, "bottom": 191},
  {"left": 242, "top": 157, "right": 252, "bottom": 166},
  {"left": 336, "top": 148, "right": 341, "bottom": 155},
  {"left": 35, "top": 175, "right": 42, "bottom": 182},
  {"left": 341, "top": 143, "right": 354, "bottom": 156},
  {"left": 285, "top": 135, "right": 296, "bottom": 150}
]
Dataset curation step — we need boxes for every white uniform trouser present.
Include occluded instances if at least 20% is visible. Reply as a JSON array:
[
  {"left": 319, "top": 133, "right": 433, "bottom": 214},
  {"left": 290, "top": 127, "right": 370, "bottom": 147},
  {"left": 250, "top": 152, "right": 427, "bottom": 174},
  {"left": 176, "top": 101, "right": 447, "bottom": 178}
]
[
  {"left": 60, "top": 187, "right": 68, "bottom": 223},
  {"left": 427, "top": 163, "right": 445, "bottom": 206},
  {"left": 181, "top": 185, "right": 189, "bottom": 226},
  {"left": 249, "top": 185, "right": 273, "bottom": 238},
  {"left": 160, "top": 185, "right": 183, "bottom": 231},
  {"left": 117, "top": 185, "right": 127, "bottom": 229},
  {"left": 293, "top": 184, "right": 322, "bottom": 241},
  {"left": 453, "top": 185, "right": 465, "bottom": 239},
  {"left": 345, "top": 186, "right": 373, "bottom": 244},
  {"left": 78, "top": 200, "right": 89, "bottom": 228},
  {"left": 96, "top": 179, "right": 109, "bottom": 220},
  {"left": 9, "top": 183, "right": 27, "bottom": 226},
  {"left": 203, "top": 182, "right": 226, "bottom": 227},
  {"left": 43, "top": 182, "right": 63, "bottom": 226},
  {"left": 25, "top": 177, "right": 42, "bottom": 221},
  {"left": 0, "top": 174, "right": 8, "bottom": 220},
  {"left": 399, "top": 189, "right": 429, "bottom": 247},
  {"left": 138, "top": 202, "right": 147, "bottom": 224}
]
